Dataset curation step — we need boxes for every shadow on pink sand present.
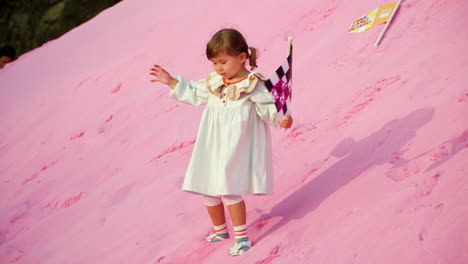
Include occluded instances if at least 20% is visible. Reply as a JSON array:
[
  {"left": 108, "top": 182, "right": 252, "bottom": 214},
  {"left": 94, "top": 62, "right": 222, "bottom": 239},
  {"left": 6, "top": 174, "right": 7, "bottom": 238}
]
[{"left": 250, "top": 107, "right": 434, "bottom": 243}]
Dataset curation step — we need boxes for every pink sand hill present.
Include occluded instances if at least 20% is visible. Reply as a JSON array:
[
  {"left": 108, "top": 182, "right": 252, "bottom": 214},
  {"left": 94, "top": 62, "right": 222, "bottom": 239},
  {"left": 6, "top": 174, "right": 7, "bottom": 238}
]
[{"left": 1, "top": 0, "right": 467, "bottom": 263}]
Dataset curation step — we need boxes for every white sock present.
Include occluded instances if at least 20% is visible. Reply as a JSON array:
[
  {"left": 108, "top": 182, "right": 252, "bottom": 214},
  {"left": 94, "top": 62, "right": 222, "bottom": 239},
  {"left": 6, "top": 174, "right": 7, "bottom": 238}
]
[
  {"left": 233, "top": 224, "right": 248, "bottom": 239},
  {"left": 214, "top": 223, "right": 228, "bottom": 234}
]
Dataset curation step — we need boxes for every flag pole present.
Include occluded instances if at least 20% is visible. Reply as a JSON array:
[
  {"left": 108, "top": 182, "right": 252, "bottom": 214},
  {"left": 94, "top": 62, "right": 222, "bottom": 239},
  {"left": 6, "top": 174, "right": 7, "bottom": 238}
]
[
  {"left": 374, "top": 0, "right": 402, "bottom": 46},
  {"left": 286, "top": 36, "right": 293, "bottom": 118}
]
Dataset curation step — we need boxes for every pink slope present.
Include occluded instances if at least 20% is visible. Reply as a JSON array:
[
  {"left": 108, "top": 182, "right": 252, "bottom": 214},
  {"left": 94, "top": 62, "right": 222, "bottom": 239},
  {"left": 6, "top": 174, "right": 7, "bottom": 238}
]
[{"left": 1, "top": 0, "right": 467, "bottom": 263}]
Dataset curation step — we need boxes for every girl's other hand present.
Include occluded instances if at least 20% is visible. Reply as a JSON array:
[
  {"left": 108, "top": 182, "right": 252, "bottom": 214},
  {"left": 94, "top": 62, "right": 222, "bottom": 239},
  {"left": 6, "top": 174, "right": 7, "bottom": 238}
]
[
  {"left": 149, "top": 65, "right": 179, "bottom": 88},
  {"left": 279, "top": 115, "right": 293, "bottom": 129}
]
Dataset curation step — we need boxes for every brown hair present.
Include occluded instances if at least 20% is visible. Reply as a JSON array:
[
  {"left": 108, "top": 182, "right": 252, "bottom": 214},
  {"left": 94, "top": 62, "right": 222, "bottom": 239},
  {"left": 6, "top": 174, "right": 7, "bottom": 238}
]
[{"left": 206, "top": 29, "right": 258, "bottom": 70}]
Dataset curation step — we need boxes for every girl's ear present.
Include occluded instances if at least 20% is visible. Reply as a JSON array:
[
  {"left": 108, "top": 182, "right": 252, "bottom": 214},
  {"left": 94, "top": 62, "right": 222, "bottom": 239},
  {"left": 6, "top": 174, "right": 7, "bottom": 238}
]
[{"left": 239, "top": 52, "right": 247, "bottom": 63}]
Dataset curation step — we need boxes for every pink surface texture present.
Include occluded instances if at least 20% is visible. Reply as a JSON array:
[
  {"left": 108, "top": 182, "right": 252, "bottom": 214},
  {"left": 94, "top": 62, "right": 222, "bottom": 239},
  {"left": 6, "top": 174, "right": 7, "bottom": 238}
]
[{"left": 1, "top": 0, "right": 467, "bottom": 263}]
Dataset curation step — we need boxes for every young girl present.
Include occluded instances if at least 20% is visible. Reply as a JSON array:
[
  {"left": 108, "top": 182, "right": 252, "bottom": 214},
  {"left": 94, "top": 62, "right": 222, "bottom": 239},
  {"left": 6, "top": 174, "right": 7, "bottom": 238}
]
[{"left": 149, "top": 28, "right": 293, "bottom": 256}]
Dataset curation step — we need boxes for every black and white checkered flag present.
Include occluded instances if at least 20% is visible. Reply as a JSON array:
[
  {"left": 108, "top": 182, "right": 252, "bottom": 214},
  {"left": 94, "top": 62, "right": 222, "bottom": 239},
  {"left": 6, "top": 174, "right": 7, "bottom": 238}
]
[{"left": 265, "top": 43, "right": 292, "bottom": 117}]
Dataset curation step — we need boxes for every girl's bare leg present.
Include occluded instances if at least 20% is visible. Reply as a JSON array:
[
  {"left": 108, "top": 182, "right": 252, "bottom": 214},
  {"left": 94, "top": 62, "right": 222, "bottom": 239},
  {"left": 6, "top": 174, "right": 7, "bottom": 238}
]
[
  {"left": 206, "top": 203, "right": 227, "bottom": 226},
  {"left": 227, "top": 200, "right": 246, "bottom": 226}
]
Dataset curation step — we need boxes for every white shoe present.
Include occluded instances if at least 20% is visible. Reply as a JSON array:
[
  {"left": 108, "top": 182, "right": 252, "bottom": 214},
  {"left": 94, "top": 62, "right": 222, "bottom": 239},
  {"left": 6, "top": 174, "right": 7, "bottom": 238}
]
[
  {"left": 206, "top": 232, "right": 230, "bottom": 243},
  {"left": 229, "top": 238, "right": 252, "bottom": 256}
]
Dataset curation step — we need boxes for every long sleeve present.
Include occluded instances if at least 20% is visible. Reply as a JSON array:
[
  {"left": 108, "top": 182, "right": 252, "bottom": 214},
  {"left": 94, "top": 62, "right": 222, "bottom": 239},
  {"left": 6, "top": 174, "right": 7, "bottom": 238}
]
[
  {"left": 169, "top": 75, "right": 210, "bottom": 106},
  {"left": 249, "top": 82, "right": 280, "bottom": 129}
]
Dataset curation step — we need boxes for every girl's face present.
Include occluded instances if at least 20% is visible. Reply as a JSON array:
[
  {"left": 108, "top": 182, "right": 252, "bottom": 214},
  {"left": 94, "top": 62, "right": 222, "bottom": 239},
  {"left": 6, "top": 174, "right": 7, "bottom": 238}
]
[{"left": 209, "top": 52, "right": 247, "bottom": 80}]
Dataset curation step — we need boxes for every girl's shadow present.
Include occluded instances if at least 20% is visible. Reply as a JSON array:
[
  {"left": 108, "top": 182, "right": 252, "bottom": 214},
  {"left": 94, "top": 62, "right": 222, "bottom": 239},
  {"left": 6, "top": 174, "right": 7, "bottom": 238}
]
[{"left": 251, "top": 107, "right": 434, "bottom": 243}]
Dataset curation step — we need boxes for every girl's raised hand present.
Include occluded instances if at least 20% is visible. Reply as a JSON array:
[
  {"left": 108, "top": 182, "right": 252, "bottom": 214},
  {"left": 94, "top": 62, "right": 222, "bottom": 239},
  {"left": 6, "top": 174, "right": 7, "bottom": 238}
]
[
  {"left": 149, "top": 65, "right": 179, "bottom": 88},
  {"left": 279, "top": 115, "right": 293, "bottom": 129},
  {"left": 149, "top": 65, "right": 171, "bottom": 84}
]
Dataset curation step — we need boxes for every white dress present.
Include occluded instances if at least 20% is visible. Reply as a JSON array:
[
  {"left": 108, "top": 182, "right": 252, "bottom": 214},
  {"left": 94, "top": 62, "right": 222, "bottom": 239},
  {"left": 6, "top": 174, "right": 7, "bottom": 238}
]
[{"left": 170, "top": 71, "right": 279, "bottom": 196}]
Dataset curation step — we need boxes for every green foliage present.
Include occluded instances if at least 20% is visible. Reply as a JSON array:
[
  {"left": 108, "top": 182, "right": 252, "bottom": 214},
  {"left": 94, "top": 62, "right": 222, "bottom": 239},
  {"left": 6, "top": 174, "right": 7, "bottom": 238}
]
[{"left": 0, "top": 0, "right": 121, "bottom": 56}]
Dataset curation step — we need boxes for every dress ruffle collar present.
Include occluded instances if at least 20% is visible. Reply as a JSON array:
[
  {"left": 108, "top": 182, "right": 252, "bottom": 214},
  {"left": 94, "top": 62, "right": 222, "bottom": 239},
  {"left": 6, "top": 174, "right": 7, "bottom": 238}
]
[{"left": 206, "top": 72, "right": 267, "bottom": 101}]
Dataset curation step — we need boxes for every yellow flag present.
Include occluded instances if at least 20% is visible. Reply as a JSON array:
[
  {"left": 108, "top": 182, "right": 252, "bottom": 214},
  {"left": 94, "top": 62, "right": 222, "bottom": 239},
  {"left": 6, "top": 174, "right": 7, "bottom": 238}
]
[
  {"left": 374, "top": 3, "right": 397, "bottom": 25},
  {"left": 349, "top": 2, "right": 397, "bottom": 33}
]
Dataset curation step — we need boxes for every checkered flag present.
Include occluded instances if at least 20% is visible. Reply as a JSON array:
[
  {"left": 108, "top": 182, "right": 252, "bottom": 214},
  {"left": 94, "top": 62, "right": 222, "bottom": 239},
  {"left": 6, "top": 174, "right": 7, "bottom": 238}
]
[{"left": 265, "top": 43, "right": 292, "bottom": 118}]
